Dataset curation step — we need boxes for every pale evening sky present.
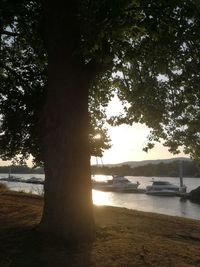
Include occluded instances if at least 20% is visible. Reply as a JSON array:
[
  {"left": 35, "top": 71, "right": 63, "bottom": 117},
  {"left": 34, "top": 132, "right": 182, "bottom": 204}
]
[{"left": 90, "top": 95, "right": 187, "bottom": 165}]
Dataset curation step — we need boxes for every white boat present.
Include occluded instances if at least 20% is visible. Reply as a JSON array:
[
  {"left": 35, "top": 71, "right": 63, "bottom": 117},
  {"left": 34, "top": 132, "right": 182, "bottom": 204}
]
[
  {"left": 0, "top": 167, "right": 22, "bottom": 182},
  {"left": 92, "top": 175, "right": 140, "bottom": 192},
  {"left": 26, "top": 177, "right": 44, "bottom": 184},
  {"left": 146, "top": 180, "right": 186, "bottom": 196},
  {"left": 0, "top": 175, "right": 22, "bottom": 182}
]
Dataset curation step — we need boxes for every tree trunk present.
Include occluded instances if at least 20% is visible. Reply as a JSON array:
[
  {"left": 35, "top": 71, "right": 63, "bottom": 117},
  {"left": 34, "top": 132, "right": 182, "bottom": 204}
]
[{"left": 39, "top": 1, "right": 94, "bottom": 242}]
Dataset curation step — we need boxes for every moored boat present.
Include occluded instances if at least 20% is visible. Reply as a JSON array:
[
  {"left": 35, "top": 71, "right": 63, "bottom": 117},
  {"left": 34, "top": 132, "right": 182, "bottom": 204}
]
[
  {"left": 25, "top": 177, "right": 44, "bottom": 184},
  {"left": 146, "top": 180, "right": 187, "bottom": 196},
  {"left": 0, "top": 176, "right": 22, "bottom": 183},
  {"left": 0, "top": 167, "right": 22, "bottom": 182},
  {"left": 92, "top": 175, "right": 140, "bottom": 192}
]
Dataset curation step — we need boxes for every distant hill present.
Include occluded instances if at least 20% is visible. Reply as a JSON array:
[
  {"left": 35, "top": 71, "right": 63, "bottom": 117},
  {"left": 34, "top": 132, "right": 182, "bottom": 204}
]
[
  {"left": 93, "top": 157, "right": 191, "bottom": 168},
  {"left": 91, "top": 157, "right": 199, "bottom": 177}
]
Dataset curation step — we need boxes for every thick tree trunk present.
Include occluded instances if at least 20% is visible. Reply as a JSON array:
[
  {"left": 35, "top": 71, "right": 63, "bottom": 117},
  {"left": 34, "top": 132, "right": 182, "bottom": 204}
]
[{"left": 39, "top": 1, "right": 94, "bottom": 241}]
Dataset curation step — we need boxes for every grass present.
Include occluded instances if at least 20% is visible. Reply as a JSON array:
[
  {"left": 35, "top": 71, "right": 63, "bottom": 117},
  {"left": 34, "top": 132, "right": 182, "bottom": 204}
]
[
  {"left": 0, "top": 182, "right": 9, "bottom": 191},
  {"left": 0, "top": 189, "right": 200, "bottom": 267}
]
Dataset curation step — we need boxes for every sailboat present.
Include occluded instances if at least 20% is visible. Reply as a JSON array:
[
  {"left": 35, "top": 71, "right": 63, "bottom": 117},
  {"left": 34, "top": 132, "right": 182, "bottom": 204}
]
[{"left": 5, "top": 166, "right": 22, "bottom": 182}]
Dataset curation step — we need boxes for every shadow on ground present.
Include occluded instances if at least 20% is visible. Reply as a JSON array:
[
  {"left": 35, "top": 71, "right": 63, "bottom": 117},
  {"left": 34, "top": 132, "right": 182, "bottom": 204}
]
[{"left": 1, "top": 226, "right": 92, "bottom": 267}]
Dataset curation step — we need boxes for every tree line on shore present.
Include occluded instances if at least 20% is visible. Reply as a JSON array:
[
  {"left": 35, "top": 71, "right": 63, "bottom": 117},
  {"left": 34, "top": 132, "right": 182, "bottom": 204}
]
[
  {"left": 0, "top": 165, "right": 44, "bottom": 174},
  {"left": 1, "top": 160, "right": 199, "bottom": 177},
  {"left": 91, "top": 160, "right": 200, "bottom": 177}
]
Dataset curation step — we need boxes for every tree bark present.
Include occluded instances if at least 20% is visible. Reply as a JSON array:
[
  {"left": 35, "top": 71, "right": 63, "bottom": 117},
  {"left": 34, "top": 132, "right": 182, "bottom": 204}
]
[{"left": 39, "top": 1, "right": 94, "bottom": 242}]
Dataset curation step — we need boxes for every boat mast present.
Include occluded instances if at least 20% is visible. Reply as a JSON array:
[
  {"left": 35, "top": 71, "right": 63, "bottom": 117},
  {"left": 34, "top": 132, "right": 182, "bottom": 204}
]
[
  {"left": 95, "top": 157, "right": 98, "bottom": 166},
  {"left": 8, "top": 166, "right": 11, "bottom": 179},
  {"left": 179, "top": 160, "right": 183, "bottom": 187}
]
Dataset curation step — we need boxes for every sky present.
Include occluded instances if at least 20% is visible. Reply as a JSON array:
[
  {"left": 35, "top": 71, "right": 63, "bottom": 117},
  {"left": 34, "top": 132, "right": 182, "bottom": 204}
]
[{"left": 90, "top": 95, "right": 187, "bottom": 165}]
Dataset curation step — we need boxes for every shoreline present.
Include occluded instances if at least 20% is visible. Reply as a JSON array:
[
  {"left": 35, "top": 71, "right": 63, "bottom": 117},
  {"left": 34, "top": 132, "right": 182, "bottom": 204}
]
[{"left": 2, "top": 179, "right": 200, "bottom": 221}]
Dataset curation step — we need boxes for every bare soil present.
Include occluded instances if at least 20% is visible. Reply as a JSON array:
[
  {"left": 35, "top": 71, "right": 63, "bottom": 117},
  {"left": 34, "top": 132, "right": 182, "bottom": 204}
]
[{"left": 0, "top": 190, "right": 200, "bottom": 267}]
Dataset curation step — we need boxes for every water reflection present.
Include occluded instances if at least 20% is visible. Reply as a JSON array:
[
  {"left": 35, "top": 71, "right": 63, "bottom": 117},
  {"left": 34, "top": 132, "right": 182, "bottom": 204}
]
[
  {"left": 92, "top": 176, "right": 200, "bottom": 220},
  {"left": 92, "top": 190, "right": 111, "bottom": 206}
]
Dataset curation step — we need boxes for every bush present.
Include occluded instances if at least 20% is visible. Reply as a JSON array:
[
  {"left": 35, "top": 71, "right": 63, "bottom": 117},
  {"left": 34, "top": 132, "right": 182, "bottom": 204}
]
[{"left": 0, "top": 183, "right": 9, "bottom": 191}]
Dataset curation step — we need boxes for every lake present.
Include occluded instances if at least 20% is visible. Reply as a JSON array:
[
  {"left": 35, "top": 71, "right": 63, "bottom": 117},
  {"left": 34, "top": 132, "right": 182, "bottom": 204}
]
[{"left": 1, "top": 173, "right": 200, "bottom": 220}]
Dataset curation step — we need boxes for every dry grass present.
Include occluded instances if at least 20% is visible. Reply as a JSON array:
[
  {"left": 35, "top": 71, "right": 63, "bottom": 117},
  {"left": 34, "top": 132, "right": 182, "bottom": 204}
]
[
  {"left": 0, "top": 190, "right": 200, "bottom": 267},
  {"left": 0, "top": 182, "right": 9, "bottom": 191}
]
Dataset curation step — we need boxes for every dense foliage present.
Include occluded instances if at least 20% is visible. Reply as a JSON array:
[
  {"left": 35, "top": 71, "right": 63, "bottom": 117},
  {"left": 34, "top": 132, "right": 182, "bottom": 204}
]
[
  {"left": 109, "top": 1, "right": 200, "bottom": 161},
  {"left": 1, "top": 0, "right": 200, "bottom": 164},
  {"left": 0, "top": 0, "right": 113, "bottom": 164}
]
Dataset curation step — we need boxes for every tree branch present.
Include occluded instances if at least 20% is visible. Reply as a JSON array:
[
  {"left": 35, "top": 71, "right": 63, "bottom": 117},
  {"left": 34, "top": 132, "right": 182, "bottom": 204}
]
[
  {"left": 122, "top": 67, "right": 131, "bottom": 91},
  {"left": 1, "top": 30, "right": 17, "bottom": 37},
  {"left": 0, "top": 62, "right": 29, "bottom": 88}
]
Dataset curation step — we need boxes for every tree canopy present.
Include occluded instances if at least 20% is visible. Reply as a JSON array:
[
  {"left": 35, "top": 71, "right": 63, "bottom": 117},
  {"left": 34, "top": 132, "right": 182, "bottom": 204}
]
[
  {"left": 110, "top": 0, "right": 200, "bottom": 162},
  {"left": 1, "top": 0, "right": 200, "bottom": 165}
]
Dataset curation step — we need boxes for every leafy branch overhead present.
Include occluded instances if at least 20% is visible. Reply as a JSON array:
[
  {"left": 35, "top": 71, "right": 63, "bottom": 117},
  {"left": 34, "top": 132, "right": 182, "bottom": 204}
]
[
  {"left": 108, "top": 1, "right": 200, "bottom": 161},
  {"left": 1, "top": 0, "right": 200, "bottom": 164}
]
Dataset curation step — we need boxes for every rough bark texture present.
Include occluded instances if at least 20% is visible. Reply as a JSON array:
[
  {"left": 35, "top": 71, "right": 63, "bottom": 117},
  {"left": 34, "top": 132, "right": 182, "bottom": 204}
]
[{"left": 39, "top": 1, "right": 94, "bottom": 241}]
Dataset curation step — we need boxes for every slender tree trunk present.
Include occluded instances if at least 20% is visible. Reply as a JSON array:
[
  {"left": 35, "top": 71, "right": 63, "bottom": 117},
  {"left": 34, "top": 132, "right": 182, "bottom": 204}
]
[{"left": 39, "top": 1, "right": 94, "bottom": 242}]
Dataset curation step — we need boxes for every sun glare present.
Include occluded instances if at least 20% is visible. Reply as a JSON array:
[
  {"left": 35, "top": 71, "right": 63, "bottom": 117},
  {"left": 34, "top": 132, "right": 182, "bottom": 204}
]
[
  {"left": 94, "top": 134, "right": 101, "bottom": 139},
  {"left": 92, "top": 189, "right": 111, "bottom": 206}
]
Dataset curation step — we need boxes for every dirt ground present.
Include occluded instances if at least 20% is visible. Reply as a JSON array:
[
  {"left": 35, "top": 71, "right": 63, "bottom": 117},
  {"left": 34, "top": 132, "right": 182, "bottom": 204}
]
[{"left": 0, "top": 190, "right": 200, "bottom": 267}]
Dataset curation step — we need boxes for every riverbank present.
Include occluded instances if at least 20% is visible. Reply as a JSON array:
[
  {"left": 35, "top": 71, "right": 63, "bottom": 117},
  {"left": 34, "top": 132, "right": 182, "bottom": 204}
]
[{"left": 0, "top": 190, "right": 200, "bottom": 267}]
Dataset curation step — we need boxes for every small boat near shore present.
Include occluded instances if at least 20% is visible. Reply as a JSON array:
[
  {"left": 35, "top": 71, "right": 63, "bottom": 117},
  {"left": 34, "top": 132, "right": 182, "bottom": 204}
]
[
  {"left": 25, "top": 177, "right": 44, "bottom": 185},
  {"left": 92, "top": 175, "right": 141, "bottom": 193},
  {"left": 146, "top": 180, "right": 187, "bottom": 196},
  {"left": 0, "top": 176, "right": 22, "bottom": 183},
  {"left": 0, "top": 176, "right": 44, "bottom": 185},
  {"left": 0, "top": 167, "right": 23, "bottom": 182}
]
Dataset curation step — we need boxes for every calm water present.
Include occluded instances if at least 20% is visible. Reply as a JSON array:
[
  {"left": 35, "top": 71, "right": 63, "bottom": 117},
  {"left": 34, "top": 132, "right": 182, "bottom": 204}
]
[{"left": 1, "top": 173, "right": 200, "bottom": 220}]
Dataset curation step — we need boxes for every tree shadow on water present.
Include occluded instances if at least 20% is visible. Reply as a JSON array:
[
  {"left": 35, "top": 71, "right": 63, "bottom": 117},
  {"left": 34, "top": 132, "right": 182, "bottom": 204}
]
[{"left": 6, "top": 227, "right": 93, "bottom": 267}]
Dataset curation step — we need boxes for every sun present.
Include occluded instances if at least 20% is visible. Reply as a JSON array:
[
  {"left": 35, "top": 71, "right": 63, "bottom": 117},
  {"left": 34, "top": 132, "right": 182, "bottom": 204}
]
[{"left": 94, "top": 134, "right": 101, "bottom": 139}]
